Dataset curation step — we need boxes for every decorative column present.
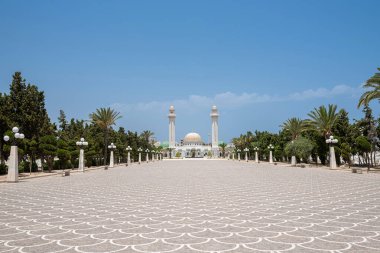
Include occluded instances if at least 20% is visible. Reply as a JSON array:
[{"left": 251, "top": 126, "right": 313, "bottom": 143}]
[
  {"left": 237, "top": 149, "right": 241, "bottom": 161},
  {"left": 268, "top": 144, "right": 274, "bottom": 164},
  {"left": 168, "top": 106, "right": 176, "bottom": 156},
  {"left": 138, "top": 148, "right": 142, "bottom": 164},
  {"left": 126, "top": 146, "right": 132, "bottom": 166},
  {"left": 291, "top": 156, "right": 296, "bottom": 166},
  {"left": 108, "top": 143, "right": 116, "bottom": 168},
  {"left": 232, "top": 153, "right": 235, "bottom": 161},
  {"left": 244, "top": 148, "right": 249, "bottom": 162},
  {"left": 152, "top": 151, "right": 155, "bottom": 162},
  {"left": 146, "top": 149, "right": 150, "bottom": 163},
  {"left": 254, "top": 147, "right": 259, "bottom": 163},
  {"left": 3, "top": 127, "right": 25, "bottom": 183},
  {"left": 210, "top": 105, "right": 219, "bottom": 157},
  {"left": 76, "top": 138, "right": 89, "bottom": 172},
  {"left": 326, "top": 135, "right": 338, "bottom": 169}
]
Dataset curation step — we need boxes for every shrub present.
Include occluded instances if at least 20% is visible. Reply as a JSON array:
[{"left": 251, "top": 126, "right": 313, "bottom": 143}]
[
  {"left": 285, "top": 137, "right": 314, "bottom": 162},
  {"left": 0, "top": 164, "right": 7, "bottom": 175}
]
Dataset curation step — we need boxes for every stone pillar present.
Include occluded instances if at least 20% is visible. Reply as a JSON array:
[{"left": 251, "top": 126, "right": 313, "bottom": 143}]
[
  {"left": 146, "top": 153, "right": 149, "bottom": 163},
  {"left": 110, "top": 150, "right": 114, "bottom": 168},
  {"left": 232, "top": 153, "right": 235, "bottom": 161},
  {"left": 210, "top": 105, "right": 219, "bottom": 157},
  {"left": 7, "top": 146, "right": 18, "bottom": 183},
  {"left": 138, "top": 152, "right": 141, "bottom": 164},
  {"left": 152, "top": 153, "right": 155, "bottom": 162},
  {"left": 238, "top": 153, "right": 241, "bottom": 161},
  {"left": 291, "top": 156, "right": 296, "bottom": 166},
  {"left": 127, "top": 151, "right": 131, "bottom": 166},
  {"left": 168, "top": 106, "right": 176, "bottom": 149},
  {"left": 255, "top": 152, "right": 259, "bottom": 163},
  {"left": 330, "top": 146, "right": 337, "bottom": 169},
  {"left": 79, "top": 148, "right": 85, "bottom": 172},
  {"left": 269, "top": 151, "right": 273, "bottom": 164},
  {"left": 245, "top": 152, "right": 248, "bottom": 162}
]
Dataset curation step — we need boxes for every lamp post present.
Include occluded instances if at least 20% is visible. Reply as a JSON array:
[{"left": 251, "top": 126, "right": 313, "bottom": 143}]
[
  {"left": 326, "top": 135, "right": 338, "bottom": 169},
  {"left": 244, "top": 148, "right": 249, "bottom": 162},
  {"left": 268, "top": 144, "right": 274, "bottom": 164},
  {"left": 107, "top": 143, "right": 116, "bottom": 168},
  {"left": 145, "top": 149, "right": 150, "bottom": 163},
  {"left": 291, "top": 140, "right": 296, "bottom": 166},
  {"left": 137, "top": 148, "right": 142, "bottom": 164},
  {"left": 254, "top": 147, "right": 259, "bottom": 163},
  {"left": 237, "top": 149, "right": 241, "bottom": 161},
  {"left": 3, "top": 127, "right": 25, "bottom": 182},
  {"left": 76, "top": 138, "right": 88, "bottom": 172},
  {"left": 126, "top": 146, "right": 132, "bottom": 166}
]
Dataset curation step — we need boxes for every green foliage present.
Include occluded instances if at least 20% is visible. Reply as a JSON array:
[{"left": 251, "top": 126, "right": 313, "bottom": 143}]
[
  {"left": 18, "top": 161, "right": 38, "bottom": 173},
  {"left": 175, "top": 152, "right": 181, "bottom": 158},
  {"left": 57, "top": 149, "right": 71, "bottom": 170},
  {"left": 0, "top": 164, "right": 7, "bottom": 175},
  {"left": 355, "top": 136, "right": 371, "bottom": 154},
  {"left": 39, "top": 135, "right": 57, "bottom": 172},
  {"left": 90, "top": 107, "right": 122, "bottom": 166},
  {"left": 284, "top": 137, "right": 314, "bottom": 162},
  {"left": 280, "top": 118, "right": 305, "bottom": 140},
  {"left": 219, "top": 142, "right": 227, "bottom": 157},
  {"left": 358, "top": 67, "right": 380, "bottom": 108},
  {"left": 307, "top": 104, "right": 339, "bottom": 138},
  {"left": 340, "top": 143, "right": 352, "bottom": 165}
]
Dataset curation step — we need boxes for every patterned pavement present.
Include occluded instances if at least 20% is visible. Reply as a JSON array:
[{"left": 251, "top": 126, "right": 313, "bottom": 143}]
[{"left": 0, "top": 160, "right": 380, "bottom": 253}]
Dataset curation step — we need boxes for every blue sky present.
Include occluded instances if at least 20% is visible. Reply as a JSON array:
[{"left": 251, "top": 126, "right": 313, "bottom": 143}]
[{"left": 0, "top": 0, "right": 379, "bottom": 143}]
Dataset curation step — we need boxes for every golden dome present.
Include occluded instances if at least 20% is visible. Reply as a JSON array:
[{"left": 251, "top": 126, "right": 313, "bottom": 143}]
[{"left": 183, "top": 132, "right": 203, "bottom": 144}]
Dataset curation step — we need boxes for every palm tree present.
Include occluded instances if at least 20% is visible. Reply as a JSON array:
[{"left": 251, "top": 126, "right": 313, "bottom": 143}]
[
  {"left": 141, "top": 130, "right": 155, "bottom": 144},
  {"left": 358, "top": 68, "right": 380, "bottom": 108},
  {"left": 307, "top": 104, "right": 339, "bottom": 138},
  {"left": 280, "top": 118, "right": 305, "bottom": 141},
  {"left": 90, "top": 108, "right": 121, "bottom": 166},
  {"left": 219, "top": 142, "right": 227, "bottom": 158}
]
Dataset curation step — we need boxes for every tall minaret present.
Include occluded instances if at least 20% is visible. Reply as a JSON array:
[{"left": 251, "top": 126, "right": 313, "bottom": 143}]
[
  {"left": 211, "top": 105, "right": 219, "bottom": 157},
  {"left": 168, "top": 105, "right": 176, "bottom": 148}
]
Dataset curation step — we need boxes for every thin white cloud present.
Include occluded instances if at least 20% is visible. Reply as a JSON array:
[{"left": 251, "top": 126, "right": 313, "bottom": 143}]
[{"left": 111, "top": 84, "right": 360, "bottom": 113}]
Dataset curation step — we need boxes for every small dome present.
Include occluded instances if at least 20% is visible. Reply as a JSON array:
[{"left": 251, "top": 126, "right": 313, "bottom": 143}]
[
  {"left": 169, "top": 105, "right": 175, "bottom": 112},
  {"left": 183, "top": 132, "right": 202, "bottom": 144}
]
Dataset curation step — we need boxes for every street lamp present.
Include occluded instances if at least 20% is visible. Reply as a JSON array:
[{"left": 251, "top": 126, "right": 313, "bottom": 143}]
[
  {"left": 126, "top": 146, "right": 132, "bottom": 166},
  {"left": 254, "top": 147, "right": 259, "bottom": 163},
  {"left": 268, "top": 144, "right": 274, "bottom": 164},
  {"left": 3, "top": 127, "right": 25, "bottom": 182},
  {"left": 237, "top": 149, "right": 241, "bottom": 161},
  {"left": 107, "top": 143, "right": 116, "bottom": 168},
  {"left": 145, "top": 149, "right": 150, "bottom": 163},
  {"left": 76, "top": 138, "right": 88, "bottom": 172},
  {"left": 291, "top": 140, "right": 296, "bottom": 166},
  {"left": 137, "top": 148, "right": 142, "bottom": 164},
  {"left": 244, "top": 148, "right": 249, "bottom": 162},
  {"left": 326, "top": 135, "right": 338, "bottom": 169}
]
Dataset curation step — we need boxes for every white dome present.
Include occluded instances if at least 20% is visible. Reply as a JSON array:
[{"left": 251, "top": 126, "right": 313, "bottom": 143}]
[{"left": 183, "top": 132, "right": 203, "bottom": 144}]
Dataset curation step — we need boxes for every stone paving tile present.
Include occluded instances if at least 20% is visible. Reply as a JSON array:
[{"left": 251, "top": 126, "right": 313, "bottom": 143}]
[{"left": 0, "top": 160, "right": 380, "bottom": 252}]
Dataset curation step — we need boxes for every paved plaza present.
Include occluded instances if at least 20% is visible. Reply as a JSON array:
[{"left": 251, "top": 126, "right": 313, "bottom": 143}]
[{"left": 0, "top": 160, "right": 380, "bottom": 253}]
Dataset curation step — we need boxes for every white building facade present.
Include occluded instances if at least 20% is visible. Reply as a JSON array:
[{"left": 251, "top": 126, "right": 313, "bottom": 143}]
[{"left": 167, "top": 105, "right": 220, "bottom": 158}]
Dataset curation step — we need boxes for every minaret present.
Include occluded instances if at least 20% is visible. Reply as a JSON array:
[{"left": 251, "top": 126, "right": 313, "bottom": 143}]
[
  {"left": 210, "top": 105, "right": 219, "bottom": 157},
  {"left": 168, "top": 105, "right": 176, "bottom": 149}
]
